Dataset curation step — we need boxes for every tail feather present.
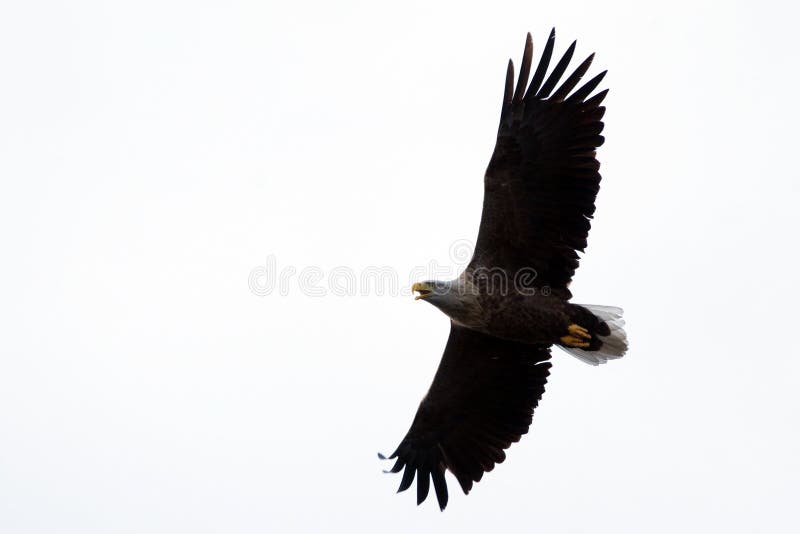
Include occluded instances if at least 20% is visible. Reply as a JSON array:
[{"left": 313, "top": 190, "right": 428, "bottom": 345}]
[{"left": 561, "top": 304, "right": 627, "bottom": 366}]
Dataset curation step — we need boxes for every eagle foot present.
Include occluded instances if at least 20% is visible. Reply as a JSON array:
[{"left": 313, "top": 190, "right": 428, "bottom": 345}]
[
  {"left": 567, "top": 324, "right": 591, "bottom": 340},
  {"left": 560, "top": 335, "right": 590, "bottom": 348},
  {"left": 561, "top": 324, "right": 591, "bottom": 348}
]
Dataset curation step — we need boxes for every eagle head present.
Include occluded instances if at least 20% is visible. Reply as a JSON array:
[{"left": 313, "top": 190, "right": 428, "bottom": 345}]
[{"left": 411, "top": 279, "right": 484, "bottom": 328}]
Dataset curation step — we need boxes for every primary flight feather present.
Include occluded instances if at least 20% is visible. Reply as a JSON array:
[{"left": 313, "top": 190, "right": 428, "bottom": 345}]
[{"left": 381, "top": 29, "right": 627, "bottom": 511}]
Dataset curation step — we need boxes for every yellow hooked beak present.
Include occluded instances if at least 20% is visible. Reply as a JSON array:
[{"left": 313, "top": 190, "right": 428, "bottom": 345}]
[{"left": 412, "top": 282, "right": 433, "bottom": 300}]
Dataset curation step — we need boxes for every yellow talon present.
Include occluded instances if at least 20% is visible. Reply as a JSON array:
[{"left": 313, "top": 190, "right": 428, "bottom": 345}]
[
  {"left": 567, "top": 324, "right": 591, "bottom": 340},
  {"left": 560, "top": 335, "right": 590, "bottom": 349}
]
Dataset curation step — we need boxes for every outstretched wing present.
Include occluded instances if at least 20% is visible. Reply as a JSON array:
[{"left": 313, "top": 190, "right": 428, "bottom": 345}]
[
  {"left": 381, "top": 325, "right": 551, "bottom": 510},
  {"left": 471, "top": 29, "right": 608, "bottom": 297}
]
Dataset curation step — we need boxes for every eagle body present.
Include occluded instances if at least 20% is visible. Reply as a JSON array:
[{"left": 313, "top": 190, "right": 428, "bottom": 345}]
[
  {"left": 482, "top": 294, "right": 605, "bottom": 347},
  {"left": 382, "top": 30, "right": 628, "bottom": 511},
  {"left": 417, "top": 273, "right": 603, "bottom": 347}
]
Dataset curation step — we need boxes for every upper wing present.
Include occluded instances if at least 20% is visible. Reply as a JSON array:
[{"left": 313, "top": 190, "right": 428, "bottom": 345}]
[
  {"left": 381, "top": 325, "right": 551, "bottom": 510},
  {"left": 471, "top": 29, "right": 609, "bottom": 297}
]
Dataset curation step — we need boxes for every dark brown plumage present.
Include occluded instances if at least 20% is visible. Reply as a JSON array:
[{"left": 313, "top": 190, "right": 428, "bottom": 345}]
[
  {"left": 475, "top": 29, "right": 607, "bottom": 297},
  {"left": 383, "top": 29, "right": 625, "bottom": 511},
  {"left": 380, "top": 327, "right": 551, "bottom": 510}
]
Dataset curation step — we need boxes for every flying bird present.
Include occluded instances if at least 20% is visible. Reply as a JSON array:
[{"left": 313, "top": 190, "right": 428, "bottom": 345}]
[{"left": 380, "top": 29, "right": 628, "bottom": 510}]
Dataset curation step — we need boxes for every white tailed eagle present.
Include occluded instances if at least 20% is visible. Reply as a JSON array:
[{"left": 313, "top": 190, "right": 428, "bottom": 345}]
[{"left": 380, "top": 29, "right": 628, "bottom": 510}]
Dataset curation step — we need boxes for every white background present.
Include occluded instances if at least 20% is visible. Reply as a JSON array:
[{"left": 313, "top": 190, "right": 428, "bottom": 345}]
[{"left": 2, "top": 1, "right": 799, "bottom": 532}]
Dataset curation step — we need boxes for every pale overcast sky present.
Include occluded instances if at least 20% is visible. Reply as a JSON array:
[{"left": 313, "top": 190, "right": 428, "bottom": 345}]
[{"left": 2, "top": 1, "right": 799, "bottom": 533}]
